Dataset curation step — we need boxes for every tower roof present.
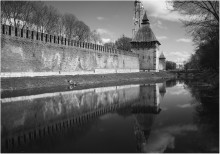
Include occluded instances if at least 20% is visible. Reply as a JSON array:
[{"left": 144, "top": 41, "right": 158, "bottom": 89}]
[
  {"left": 132, "top": 11, "right": 160, "bottom": 45},
  {"left": 159, "top": 52, "right": 166, "bottom": 59},
  {"left": 141, "top": 12, "right": 149, "bottom": 25}
]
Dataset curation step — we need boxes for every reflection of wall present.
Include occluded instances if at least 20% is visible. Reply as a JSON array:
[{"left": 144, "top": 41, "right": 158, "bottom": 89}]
[
  {"left": 1, "top": 85, "right": 140, "bottom": 135},
  {"left": 1, "top": 83, "right": 162, "bottom": 152}
]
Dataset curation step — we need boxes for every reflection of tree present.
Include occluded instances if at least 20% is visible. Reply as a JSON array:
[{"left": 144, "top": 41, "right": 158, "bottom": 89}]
[
  {"left": 166, "top": 80, "right": 177, "bottom": 88},
  {"left": 185, "top": 80, "right": 219, "bottom": 152}
]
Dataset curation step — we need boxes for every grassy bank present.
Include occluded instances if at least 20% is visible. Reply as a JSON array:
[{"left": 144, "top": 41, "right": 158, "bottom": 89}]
[{"left": 1, "top": 71, "right": 175, "bottom": 93}]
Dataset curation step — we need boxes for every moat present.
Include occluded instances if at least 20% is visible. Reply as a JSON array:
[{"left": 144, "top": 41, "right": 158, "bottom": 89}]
[{"left": 1, "top": 79, "right": 219, "bottom": 153}]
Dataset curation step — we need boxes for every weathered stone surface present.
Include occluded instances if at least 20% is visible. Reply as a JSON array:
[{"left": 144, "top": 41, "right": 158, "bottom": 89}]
[{"left": 1, "top": 35, "right": 139, "bottom": 74}]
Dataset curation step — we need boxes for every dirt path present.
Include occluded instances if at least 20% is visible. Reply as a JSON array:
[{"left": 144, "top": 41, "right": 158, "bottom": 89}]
[{"left": 1, "top": 71, "right": 175, "bottom": 93}]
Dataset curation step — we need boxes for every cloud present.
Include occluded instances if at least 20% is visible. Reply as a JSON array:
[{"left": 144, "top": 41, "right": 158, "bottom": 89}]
[
  {"left": 142, "top": 0, "right": 184, "bottom": 22},
  {"left": 97, "top": 16, "right": 104, "bottom": 20},
  {"left": 96, "top": 28, "right": 109, "bottom": 35},
  {"left": 96, "top": 28, "right": 113, "bottom": 36},
  {"left": 168, "top": 86, "right": 188, "bottom": 95},
  {"left": 165, "top": 51, "right": 191, "bottom": 63},
  {"left": 102, "top": 38, "right": 111, "bottom": 43},
  {"left": 177, "top": 104, "right": 191, "bottom": 108},
  {"left": 142, "top": 124, "right": 198, "bottom": 153},
  {"left": 176, "top": 38, "right": 192, "bottom": 43},
  {"left": 157, "top": 36, "right": 168, "bottom": 40},
  {"left": 96, "top": 28, "right": 114, "bottom": 43},
  {"left": 153, "top": 20, "right": 167, "bottom": 29}
]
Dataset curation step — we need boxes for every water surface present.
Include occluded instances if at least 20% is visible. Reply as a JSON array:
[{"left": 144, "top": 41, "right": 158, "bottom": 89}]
[{"left": 1, "top": 80, "right": 219, "bottom": 153}]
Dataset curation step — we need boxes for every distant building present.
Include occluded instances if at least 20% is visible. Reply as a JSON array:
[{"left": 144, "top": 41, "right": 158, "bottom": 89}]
[
  {"left": 159, "top": 52, "right": 166, "bottom": 70},
  {"left": 131, "top": 12, "right": 161, "bottom": 72}
]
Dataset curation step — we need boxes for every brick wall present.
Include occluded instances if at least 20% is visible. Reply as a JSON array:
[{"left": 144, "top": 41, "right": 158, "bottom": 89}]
[
  {"left": 132, "top": 47, "right": 159, "bottom": 72},
  {"left": 1, "top": 25, "right": 139, "bottom": 76}
]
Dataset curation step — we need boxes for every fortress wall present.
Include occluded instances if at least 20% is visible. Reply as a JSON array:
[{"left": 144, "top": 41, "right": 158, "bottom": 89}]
[{"left": 1, "top": 25, "right": 139, "bottom": 76}]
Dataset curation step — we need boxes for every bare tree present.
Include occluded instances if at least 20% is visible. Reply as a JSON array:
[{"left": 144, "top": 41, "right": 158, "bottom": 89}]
[
  {"left": 54, "top": 14, "right": 65, "bottom": 36},
  {"left": 1, "top": 1, "right": 34, "bottom": 28},
  {"left": 104, "top": 42, "right": 116, "bottom": 48},
  {"left": 115, "top": 35, "right": 132, "bottom": 51},
  {"left": 90, "top": 30, "right": 102, "bottom": 44},
  {"left": 171, "top": 1, "right": 219, "bottom": 71},
  {"left": 171, "top": 1, "right": 219, "bottom": 44},
  {"left": 43, "top": 6, "right": 60, "bottom": 34},
  {"left": 62, "top": 13, "right": 78, "bottom": 39},
  {"left": 31, "top": 1, "right": 47, "bottom": 31},
  {"left": 73, "top": 20, "right": 90, "bottom": 41},
  {"left": 31, "top": 3, "right": 60, "bottom": 33}
]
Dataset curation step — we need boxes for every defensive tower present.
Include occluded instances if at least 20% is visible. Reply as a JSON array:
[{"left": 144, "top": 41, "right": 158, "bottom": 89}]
[
  {"left": 159, "top": 52, "right": 166, "bottom": 70},
  {"left": 131, "top": 11, "right": 161, "bottom": 72}
]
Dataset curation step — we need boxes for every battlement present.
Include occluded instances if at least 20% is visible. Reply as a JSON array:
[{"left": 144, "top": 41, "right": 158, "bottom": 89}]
[{"left": 1, "top": 24, "right": 137, "bottom": 57}]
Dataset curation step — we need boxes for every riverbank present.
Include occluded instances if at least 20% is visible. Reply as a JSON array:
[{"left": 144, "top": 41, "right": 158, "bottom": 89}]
[
  {"left": 177, "top": 70, "right": 219, "bottom": 87},
  {"left": 1, "top": 71, "right": 175, "bottom": 94}
]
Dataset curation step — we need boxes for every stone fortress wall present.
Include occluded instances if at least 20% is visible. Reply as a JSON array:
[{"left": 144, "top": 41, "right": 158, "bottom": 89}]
[{"left": 1, "top": 24, "right": 140, "bottom": 77}]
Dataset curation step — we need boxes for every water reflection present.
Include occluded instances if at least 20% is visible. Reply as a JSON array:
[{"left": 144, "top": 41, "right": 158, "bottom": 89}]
[
  {"left": 1, "top": 83, "right": 164, "bottom": 153},
  {"left": 185, "top": 80, "right": 219, "bottom": 153},
  {"left": 166, "top": 79, "right": 177, "bottom": 88},
  {"left": 158, "top": 82, "right": 166, "bottom": 98},
  {"left": 1, "top": 80, "right": 218, "bottom": 153}
]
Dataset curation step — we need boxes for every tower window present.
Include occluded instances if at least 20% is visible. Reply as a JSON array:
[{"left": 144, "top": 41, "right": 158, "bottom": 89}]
[{"left": 143, "top": 56, "right": 144, "bottom": 59}]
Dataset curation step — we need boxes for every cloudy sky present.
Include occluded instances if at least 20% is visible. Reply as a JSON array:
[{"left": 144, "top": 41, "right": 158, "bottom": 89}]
[{"left": 46, "top": 0, "right": 195, "bottom": 63}]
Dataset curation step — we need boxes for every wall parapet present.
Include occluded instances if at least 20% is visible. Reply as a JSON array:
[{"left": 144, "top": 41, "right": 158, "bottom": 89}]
[{"left": 1, "top": 24, "right": 138, "bottom": 57}]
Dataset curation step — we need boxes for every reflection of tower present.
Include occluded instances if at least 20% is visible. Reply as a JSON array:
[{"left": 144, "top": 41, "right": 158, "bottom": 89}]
[
  {"left": 158, "top": 82, "right": 167, "bottom": 98},
  {"left": 133, "top": 84, "right": 161, "bottom": 152},
  {"left": 134, "top": 114, "right": 155, "bottom": 152},
  {"left": 132, "top": 0, "right": 144, "bottom": 38},
  {"left": 138, "top": 84, "right": 160, "bottom": 108}
]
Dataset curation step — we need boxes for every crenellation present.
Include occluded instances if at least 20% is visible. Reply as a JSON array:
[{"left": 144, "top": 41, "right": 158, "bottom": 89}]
[
  {"left": 4, "top": 25, "right": 9, "bottom": 35},
  {"left": 57, "top": 36, "right": 60, "bottom": 44},
  {"left": 44, "top": 34, "right": 48, "bottom": 42},
  {"left": 26, "top": 29, "right": 30, "bottom": 39},
  {"left": 36, "top": 32, "right": 39, "bottom": 41},
  {"left": 40, "top": 32, "right": 43, "bottom": 41},
  {"left": 24, "top": 28, "right": 27, "bottom": 38}
]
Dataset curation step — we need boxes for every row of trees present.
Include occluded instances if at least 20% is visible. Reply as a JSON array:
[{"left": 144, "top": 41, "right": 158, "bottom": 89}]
[
  {"left": 1, "top": 1, "right": 102, "bottom": 42},
  {"left": 104, "top": 35, "right": 132, "bottom": 51},
  {"left": 171, "top": 1, "right": 219, "bottom": 72},
  {"left": 166, "top": 61, "right": 177, "bottom": 70},
  {"left": 1, "top": 1, "right": 133, "bottom": 49}
]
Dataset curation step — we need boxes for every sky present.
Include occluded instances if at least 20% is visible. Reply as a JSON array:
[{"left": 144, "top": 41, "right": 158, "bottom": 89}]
[{"left": 46, "top": 0, "right": 195, "bottom": 64}]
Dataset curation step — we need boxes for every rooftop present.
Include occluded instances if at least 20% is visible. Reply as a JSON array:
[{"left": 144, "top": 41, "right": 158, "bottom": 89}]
[{"left": 132, "top": 12, "right": 160, "bottom": 45}]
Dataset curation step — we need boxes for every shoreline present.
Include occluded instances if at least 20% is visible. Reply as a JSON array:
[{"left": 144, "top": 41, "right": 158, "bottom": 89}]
[{"left": 1, "top": 71, "right": 175, "bottom": 96}]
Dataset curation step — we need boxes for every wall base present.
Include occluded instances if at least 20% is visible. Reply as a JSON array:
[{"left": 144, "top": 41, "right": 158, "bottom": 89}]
[{"left": 1, "top": 69, "right": 140, "bottom": 78}]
